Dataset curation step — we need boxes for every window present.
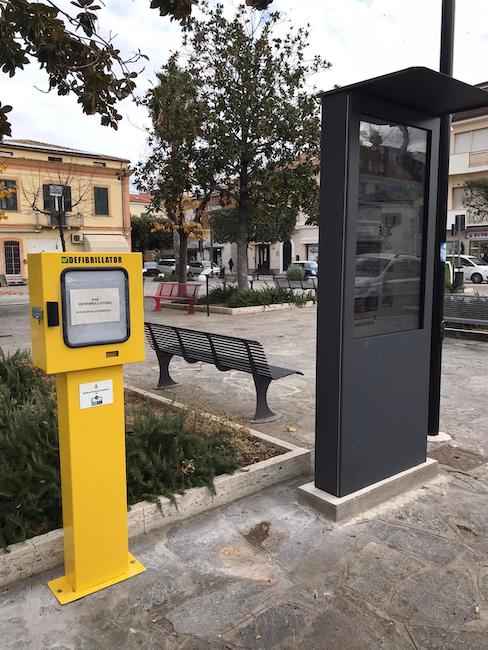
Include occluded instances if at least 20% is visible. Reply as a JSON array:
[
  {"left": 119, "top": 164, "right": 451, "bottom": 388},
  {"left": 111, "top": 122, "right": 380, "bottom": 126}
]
[
  {"left": 454, "top": 131, "right": 471, "bottom": 154},
  {"left": 472, "top": 128, "right": 488, "bottom": 152},
  {"left": 452, "top": 186, "right": 465, "bottom": 210},
  {"left": 93, "top": 161, "right": 106, "bottom": 168},
  {"left": 0, "top": 179, "right": 17, "bottom": 210},
  {"left": 94, "top": 187, "right": 109, "bottom": 215},
  {"left": 4, "top": 241, "right": 21, "bottom": 275},
  {"left": 43, "top": 185, "right": 72, "bottom": 212},
  {"left": 48, "top": 156, "right": 63, "bottom": 163}
]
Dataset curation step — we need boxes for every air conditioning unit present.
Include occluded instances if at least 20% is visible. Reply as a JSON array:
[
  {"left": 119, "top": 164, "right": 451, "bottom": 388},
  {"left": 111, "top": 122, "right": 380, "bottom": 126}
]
[{"left": 71, "top": 233, "right": 84, "bottom": 244}]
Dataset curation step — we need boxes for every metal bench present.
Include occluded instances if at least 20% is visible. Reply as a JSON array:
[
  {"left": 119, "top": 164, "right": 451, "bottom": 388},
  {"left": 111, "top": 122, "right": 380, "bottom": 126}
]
[
  {"left": 443, "top": 294, "right": 488, "bottom": 328},
  {"left": 145, "top": 322, "right": 304, "bottom": 423},
  {"left": 274, "top": 276, "right": 318, "bottom": 293},
  {"left": 144, "top": 282, "right": 200, "bottom": 315}
]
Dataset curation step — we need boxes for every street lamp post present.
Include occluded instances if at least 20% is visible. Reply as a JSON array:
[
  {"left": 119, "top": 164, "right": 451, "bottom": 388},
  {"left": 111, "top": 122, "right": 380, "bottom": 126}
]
[{"left": 428, "top": 0, "right": 456, "bottom": 437}]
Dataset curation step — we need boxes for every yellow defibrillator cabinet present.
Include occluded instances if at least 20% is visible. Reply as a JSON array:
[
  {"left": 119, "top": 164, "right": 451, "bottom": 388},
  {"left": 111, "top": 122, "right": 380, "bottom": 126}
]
[{"left": 28, "top": 252, "right": 146, "bottom": 604}]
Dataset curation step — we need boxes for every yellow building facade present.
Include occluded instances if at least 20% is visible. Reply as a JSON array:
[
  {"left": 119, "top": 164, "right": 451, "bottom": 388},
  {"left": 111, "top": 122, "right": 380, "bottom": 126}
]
[
  {"left": 447, "top": 85, "right": 488, "bottom": 258},
  {"left": 0, "top": 139, "right": 131, "bottom": 281}
]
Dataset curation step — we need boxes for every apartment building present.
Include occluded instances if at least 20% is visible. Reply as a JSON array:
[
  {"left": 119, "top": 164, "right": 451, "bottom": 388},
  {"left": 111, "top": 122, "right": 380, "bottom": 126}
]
[
  {"left": 448, "top": 83, "right": 488, "bottom": 259},
  {"left": 0, "top": 139, "right": 131, "bottom": 280}
]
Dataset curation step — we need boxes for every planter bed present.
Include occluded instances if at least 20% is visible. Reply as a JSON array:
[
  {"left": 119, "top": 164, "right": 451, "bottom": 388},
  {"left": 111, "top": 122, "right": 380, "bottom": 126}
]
[
  {"left": 152, "top": 300, "right": 316, "bottom": 315},
  {"left": 0, "top": 385, "right": 310, "bottom": 588}
]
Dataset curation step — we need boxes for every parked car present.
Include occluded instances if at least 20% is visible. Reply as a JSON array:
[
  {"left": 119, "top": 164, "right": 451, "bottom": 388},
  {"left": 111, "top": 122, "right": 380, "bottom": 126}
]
[
  {"left": 291, "top": 260, "right": 318, "bottom": 277},
  {"left": 142, "top": 261, "right": 160, "bottom": 277},
  {"left": 446, "top": 255, "right": 488, "bottom": 284},
  {"left": 156, "top": 259, "right": 177, "bottom": 275},
  {"left": 156, "top": 259, "right": 190, "bottom": 276},
  {"left": 187, "top": 260, "right": 220, "bottom": 278}
]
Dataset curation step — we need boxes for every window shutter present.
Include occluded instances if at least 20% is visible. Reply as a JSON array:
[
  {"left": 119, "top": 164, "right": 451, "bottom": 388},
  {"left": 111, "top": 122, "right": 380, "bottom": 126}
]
[
  {"left": 94, "top": 187, "right": 109, "bottom": 215},
  {"left": 63, "top": 186, "right": 72, "bottom": 212},
  {"left": 43, "top": 184, "right": 51, "bottom": 210}
]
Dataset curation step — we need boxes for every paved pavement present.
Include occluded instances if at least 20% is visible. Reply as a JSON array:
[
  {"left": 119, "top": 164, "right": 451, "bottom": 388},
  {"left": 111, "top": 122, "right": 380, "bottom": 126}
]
[
  {"left": 4, "top": 468, "right": 488, "bottom": 649},
  {"left": 2, "top": 289, "right": 488, "bottom": 648}
]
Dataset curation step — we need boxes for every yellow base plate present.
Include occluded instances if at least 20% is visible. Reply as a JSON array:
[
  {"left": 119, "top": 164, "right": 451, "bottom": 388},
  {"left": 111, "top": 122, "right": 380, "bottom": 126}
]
[{"left": 47, "top": 553, "right": 146, "bottom": 605}]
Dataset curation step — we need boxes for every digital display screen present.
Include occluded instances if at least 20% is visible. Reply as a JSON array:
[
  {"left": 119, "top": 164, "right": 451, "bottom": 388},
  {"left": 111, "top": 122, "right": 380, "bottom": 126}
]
[
  {"left": 353, "top": 119, "right": 428, "bottom": 338},
  {"left": 61, "top": 269, "right": 129, "bottom": 347}
]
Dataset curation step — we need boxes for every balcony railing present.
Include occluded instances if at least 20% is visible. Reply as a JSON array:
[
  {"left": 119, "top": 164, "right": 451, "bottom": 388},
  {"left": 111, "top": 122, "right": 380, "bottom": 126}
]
[
  {"left": 35, "top": 213, "right": 84, "bottom": 229},
  {"left": 469, "top": 150, "right": 488, "bottom": 167}
]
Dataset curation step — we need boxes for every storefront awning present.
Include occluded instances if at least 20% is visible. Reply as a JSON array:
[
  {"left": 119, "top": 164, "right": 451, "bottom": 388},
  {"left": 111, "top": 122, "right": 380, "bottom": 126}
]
[{"left": 83, "top": 234, "right": 130, "bottom": 253}]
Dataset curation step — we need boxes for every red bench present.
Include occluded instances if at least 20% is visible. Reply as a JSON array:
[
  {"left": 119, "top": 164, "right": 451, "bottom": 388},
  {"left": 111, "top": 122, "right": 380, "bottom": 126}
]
[{"left": 145, "top": 282, "right": 201, "bottom": 315}]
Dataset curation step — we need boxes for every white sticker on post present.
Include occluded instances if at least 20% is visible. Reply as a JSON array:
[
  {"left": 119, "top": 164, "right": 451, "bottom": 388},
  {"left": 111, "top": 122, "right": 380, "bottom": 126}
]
[
  {"left": 70, "top": 287, "right": 120, "bottom": 326},
  {"left": 79, "top": 379, "right": 114, "bottom": 409}
]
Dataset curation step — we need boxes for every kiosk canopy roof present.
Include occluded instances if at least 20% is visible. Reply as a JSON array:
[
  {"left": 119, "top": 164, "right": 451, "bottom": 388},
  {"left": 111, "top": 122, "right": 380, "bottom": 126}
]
[{"left": 320, "top": 67, "right": 488, "bottom": 116}]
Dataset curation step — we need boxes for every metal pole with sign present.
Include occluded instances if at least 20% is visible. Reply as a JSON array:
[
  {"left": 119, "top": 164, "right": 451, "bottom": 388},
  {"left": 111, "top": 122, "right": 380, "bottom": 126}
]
[
  {"left": 299, "top": 68, "right": 488, "bottom": 521},
  {"left": 28, "top": 252, "right": 145, "bottom": 604}
]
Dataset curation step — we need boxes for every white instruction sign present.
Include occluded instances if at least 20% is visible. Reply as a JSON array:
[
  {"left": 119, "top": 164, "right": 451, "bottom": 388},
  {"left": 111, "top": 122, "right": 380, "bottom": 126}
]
[
  {"left": 70, "top": 288, "right": 120, "bottom": 326},
  {"left": 79, "top": 379, "right": 114, "bottom": 410}
]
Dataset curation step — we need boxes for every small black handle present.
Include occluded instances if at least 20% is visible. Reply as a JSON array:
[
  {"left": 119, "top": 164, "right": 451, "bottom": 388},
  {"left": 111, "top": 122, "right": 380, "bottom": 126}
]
[{"left": 46, "top": 301, "right": 60, "bottom": 327}]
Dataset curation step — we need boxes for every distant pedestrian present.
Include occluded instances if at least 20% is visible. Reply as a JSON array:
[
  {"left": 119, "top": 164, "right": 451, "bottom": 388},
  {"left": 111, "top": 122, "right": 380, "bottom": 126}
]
[
  {"left": 228, "top": 258, "right": 234, "bottom": 272},
  {"left": 482, "top": 253, "right": 488, "bottom": 264}
]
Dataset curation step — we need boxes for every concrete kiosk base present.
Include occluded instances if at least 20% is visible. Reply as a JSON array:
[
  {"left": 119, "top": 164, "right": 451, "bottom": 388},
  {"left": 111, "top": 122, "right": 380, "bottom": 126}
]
[{"left": 298, "top": 458, "right": 439, "bottom": 522}]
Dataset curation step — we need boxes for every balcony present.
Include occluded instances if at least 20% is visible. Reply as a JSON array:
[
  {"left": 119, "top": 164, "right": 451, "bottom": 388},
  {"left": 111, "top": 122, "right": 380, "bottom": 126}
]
[
  {"left": 35, "top": 213, "right": 84, "bottom": 230},
  {"left": 448, "top": 208, "right": 488, "bottom": 228},
  {"left": 450, "top": 150, "right": 488, "bottom": 174},
  {"left": 469, "top": 150, "right": 488, "bottom": 167}
]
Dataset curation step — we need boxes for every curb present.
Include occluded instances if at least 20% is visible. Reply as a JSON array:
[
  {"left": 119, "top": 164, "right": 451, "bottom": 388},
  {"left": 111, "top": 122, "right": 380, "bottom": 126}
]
[
  {"left": 145, "top": 300, "right": 316, "bottom": 315},
  {"left": 0, "top": 386, "right": 311, "bottom": 588}
]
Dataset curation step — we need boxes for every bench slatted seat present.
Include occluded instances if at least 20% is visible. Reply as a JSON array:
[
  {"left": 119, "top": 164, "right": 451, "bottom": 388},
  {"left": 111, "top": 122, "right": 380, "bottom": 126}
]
[
  {"left": 145, "top": 322, "right": 303, "bottom": 423},
  {"left": 274, "top": 276, "right": 318, "bottom": 292},
  {"left": 144, "top": 282, "right": 200, "bottom": 315},
  {"left": 443, "top": 294, "right": 488, "bottom": 327}
]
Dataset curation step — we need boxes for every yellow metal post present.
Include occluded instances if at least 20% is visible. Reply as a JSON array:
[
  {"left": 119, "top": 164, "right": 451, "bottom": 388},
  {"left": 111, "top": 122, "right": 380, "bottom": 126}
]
[
  {"left": 28, "top": 252, "right": 146, "bottom": 604},
  {"left": 48, "top": 365, "right": 145, "bottom": 604}
]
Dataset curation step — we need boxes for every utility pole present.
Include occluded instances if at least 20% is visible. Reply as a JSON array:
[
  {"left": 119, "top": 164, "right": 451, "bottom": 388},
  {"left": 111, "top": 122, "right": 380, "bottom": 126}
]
[{"left": 428, "top": 0, "right": 455, "bottom": 436}]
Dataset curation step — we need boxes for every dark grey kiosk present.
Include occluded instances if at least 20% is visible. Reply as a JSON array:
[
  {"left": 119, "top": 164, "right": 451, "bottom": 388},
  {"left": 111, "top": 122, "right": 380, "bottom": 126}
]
[{"left": 299, "top": 67, "right": 488, "bottom": 521}]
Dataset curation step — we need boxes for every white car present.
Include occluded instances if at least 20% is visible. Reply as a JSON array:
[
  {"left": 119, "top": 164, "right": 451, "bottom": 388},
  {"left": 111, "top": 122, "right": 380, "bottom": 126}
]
[
  {"left": 446, "top": 255, "right": 488, "bottom": 284},
  {"left": 187, "top": 260, "right": 221, "bottom": 278}
]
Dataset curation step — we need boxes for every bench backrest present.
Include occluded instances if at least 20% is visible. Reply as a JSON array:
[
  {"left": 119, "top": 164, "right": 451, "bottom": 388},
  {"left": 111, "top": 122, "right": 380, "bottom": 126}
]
[
  {"left": 274, "top": 276, "right": 317, "bottom": 290},
  {"left": 155, "top": 282, "right": 200, "bottom": 298},
  {"left": 444, "top": 294, "right": 488, "bottom": 324},
  {"left": 145, "top": 323, "right": 272, "bottom": 377}
]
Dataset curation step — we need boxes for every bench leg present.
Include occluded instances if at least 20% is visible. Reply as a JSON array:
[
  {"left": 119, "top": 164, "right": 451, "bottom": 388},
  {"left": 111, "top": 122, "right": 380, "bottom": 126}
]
[
  {"left": 153, "top": 298, "right": 161, "bottom": 312},
  {"left": 156, "top": 351, "right": 177, "bottom": 388},
  {"left": 252, "top": 375, "right": 281, "bottom": 424},
  {"left": 187, "top": 299, "right": 195, "bottom": 315}
]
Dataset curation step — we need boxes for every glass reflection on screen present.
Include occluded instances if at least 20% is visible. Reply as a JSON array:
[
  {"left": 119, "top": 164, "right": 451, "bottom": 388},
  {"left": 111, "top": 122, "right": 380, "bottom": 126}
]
[{"left": 354, "top": 119, "right": 428, "bottom": 338}]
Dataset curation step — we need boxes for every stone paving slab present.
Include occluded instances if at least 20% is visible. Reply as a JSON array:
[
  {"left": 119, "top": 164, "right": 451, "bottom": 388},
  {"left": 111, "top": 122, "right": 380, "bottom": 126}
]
[{"left": 3, "top": 469, "right": 488, "bottom": 649}]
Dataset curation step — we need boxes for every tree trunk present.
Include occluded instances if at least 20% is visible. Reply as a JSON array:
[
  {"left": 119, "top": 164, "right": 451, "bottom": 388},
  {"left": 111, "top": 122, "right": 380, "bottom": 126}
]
[
  {"left": 237, "top": 162, "right": 250, "bottom": 290},
  {"left": 237, "top": 216, "right": 248, "bottom": 290},
  {"left": 57, "top": 216, "right": 66, "bottom": 252},
  {"left": 177, "top": 230, "right": 188, "bottom": 284}
]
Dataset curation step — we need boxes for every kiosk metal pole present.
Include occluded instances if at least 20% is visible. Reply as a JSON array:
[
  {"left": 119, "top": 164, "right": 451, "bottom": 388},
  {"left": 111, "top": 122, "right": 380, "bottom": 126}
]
[{"left": 428, "top": 0, "right": 455, "bottom": 436}]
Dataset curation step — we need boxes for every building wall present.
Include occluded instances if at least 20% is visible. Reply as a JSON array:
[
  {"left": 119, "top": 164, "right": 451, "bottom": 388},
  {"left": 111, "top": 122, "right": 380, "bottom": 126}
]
[
  {"left": 447, "top": 114, "right": 488, "bottom": 258},
  {"left": 0, "top": 147, "right": 130, "bottom": 278}
]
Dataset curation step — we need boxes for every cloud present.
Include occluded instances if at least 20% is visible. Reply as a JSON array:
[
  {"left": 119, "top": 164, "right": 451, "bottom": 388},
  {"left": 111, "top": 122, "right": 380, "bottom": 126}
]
[{"left": 3, "top": 0, "right": 488, "bottom": 168}]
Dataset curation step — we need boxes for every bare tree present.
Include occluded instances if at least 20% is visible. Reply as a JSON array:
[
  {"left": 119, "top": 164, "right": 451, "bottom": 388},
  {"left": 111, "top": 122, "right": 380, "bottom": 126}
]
[{"left": 23, "top": 164, "right": 93, "bottom": 251}]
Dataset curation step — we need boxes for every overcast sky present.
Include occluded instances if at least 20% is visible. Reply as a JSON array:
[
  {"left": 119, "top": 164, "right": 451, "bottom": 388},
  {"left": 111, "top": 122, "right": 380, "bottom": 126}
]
[{"left": 3, "top": 0, "right": 488, "bottom": 171}]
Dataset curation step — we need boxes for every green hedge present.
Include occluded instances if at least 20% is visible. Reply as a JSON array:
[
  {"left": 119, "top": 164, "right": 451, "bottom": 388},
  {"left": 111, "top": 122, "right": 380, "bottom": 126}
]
[
  {"left": 201, "top": 285, "right": 316, "bottom": 308},
  {"left": 0, "top": 350, "right": 245, "bottom": 548}
]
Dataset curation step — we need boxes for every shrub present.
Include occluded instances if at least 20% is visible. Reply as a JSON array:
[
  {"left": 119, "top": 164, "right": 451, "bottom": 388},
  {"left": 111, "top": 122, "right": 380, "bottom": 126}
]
[
  {"left": 286, "top": 264, "right": 305, "bottom": 279},
  {"left": 0, "top": 350, "right": 251, "bottom": 548},
  {"left": 153, "top": 274, "right": 177, "bottom": 282},
  {"left": 202, "top": 285, "right": 316, "bottom": 308}
]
